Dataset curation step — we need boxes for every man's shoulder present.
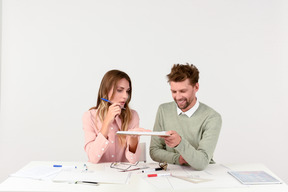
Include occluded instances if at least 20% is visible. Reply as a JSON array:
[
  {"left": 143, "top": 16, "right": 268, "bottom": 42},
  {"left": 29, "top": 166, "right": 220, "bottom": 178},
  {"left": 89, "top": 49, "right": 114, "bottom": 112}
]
[
  {"left": 198, "top": 102, "right": 221, "bottom": 118},
  {"left": 156, "top": 102, "right": 177, "bottom": 116},
  {"left": 158, "top": 101, "right": 175, "bottom": 110}
]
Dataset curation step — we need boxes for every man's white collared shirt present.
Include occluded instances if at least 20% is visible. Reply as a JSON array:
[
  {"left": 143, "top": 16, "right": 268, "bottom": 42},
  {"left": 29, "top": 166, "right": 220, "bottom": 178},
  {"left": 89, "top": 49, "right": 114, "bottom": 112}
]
[{"left": 177, "top": 100, "right": 199, "bottom": 118}]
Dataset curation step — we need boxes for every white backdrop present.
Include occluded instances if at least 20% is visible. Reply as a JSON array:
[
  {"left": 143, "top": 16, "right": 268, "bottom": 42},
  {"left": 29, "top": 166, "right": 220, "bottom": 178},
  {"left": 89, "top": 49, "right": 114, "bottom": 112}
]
[{"left": 1, "top": 0, "right": 288, "bottom": 184}]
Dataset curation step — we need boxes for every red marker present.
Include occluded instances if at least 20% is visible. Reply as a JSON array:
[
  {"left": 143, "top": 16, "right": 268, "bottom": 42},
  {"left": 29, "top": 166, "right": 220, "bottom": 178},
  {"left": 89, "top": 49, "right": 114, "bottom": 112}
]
[{"left": 147, "top": 173, "right": 171, "bottom": 177}]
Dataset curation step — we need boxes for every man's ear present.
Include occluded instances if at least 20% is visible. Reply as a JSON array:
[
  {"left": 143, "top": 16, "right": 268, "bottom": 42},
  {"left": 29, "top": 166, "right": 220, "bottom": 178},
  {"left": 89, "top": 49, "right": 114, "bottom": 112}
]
[{"left": 194, "top": 83, "right": 199, "bottom": 91}]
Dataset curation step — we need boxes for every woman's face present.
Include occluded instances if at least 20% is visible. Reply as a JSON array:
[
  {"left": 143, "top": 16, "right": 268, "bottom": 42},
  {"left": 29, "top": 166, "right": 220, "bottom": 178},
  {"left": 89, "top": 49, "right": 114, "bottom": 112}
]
[{"left": 108, "top": 78, "right": 130, "bottom": 109}]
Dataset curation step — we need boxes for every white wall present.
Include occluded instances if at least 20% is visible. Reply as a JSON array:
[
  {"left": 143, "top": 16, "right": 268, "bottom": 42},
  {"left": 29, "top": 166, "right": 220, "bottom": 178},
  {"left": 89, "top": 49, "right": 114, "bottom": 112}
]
[{"left": 1, "top": 0, "right": 288, "bottom": 184}]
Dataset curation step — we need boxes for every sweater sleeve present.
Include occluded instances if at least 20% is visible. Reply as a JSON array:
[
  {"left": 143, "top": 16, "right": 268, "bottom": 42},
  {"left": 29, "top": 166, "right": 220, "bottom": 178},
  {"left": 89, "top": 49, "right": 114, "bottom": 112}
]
[
  {"left": 150, "top": 106, "right": 180, "bottom": 164},
  {"left": 82, "top": 110, "right": 110, "bottom": 163},
  {"left": 174, "top": 114, "right": 222, "bottom": 170}
]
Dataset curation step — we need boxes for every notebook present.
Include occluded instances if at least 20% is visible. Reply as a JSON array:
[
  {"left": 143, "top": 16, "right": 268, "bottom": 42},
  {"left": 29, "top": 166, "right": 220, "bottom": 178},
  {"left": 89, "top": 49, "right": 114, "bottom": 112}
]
[{"left": 228, "top": 171, "right": 282, "bottom": 185}]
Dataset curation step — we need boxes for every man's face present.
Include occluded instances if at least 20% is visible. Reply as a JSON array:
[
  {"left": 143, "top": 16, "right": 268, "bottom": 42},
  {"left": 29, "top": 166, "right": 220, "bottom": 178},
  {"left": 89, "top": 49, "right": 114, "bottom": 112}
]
[{"left": 170, "top": 79, "right": 199, "bottom": 112}]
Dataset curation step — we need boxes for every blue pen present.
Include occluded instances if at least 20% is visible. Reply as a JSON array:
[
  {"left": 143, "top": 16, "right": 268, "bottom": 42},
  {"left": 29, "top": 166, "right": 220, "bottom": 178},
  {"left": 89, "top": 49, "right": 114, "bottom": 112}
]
[
  {"left": 53, "top": 165, "right": 77, "bottom": 169},
  {"left": 101, "top": 98, "right": 113, "bottom": 104},
  {"left": 101, "top": 98, "right": 126, "bottom": 109}
]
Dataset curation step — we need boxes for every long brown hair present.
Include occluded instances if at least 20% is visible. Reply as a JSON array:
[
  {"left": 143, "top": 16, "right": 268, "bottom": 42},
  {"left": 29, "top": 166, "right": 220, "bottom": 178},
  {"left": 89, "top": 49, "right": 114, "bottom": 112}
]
[{"left": 90, "top": 70, "right": 132, "bottom": 146}]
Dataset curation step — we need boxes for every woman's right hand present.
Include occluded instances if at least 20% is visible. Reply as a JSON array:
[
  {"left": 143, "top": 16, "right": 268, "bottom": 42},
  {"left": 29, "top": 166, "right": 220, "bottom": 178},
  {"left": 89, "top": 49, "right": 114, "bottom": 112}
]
[
  {"left": 106, "top": 103, "right": 122, "bottom": 123},
  {"left": 101, "top": 103, "right": 122, "bottom": 138}
]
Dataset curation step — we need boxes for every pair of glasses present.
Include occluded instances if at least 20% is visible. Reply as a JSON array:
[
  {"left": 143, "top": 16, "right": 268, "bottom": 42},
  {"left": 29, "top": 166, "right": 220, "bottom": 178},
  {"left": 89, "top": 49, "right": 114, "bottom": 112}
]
[
  {"left": 159, "top": 162, "right": 168, "bottom": 171},
  {"left": 110, "top": 161, "right": 139, "bottom": 171}
]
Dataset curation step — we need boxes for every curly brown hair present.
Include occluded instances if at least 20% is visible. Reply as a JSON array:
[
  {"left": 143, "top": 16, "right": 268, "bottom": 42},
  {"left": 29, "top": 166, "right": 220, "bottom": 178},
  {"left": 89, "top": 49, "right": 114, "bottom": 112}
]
[{"left": 167, "top": 63, "right": 199, "bottom": 86}]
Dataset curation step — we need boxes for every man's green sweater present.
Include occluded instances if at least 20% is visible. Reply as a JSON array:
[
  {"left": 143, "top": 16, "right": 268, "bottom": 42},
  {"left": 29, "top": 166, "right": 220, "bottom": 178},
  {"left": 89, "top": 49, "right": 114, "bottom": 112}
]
[{"left": 150, "top": 101, "right": 222, "bottom": 170}]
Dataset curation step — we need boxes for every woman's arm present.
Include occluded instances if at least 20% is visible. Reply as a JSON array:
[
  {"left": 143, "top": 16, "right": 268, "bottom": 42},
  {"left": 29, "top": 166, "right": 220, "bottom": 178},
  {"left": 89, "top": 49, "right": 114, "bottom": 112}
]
[
  {"left": 82, "top": 110, "right": 111, "bottom": 163},
  {"left": 125, "top": 110, "right": 141, "bottom": 163}
]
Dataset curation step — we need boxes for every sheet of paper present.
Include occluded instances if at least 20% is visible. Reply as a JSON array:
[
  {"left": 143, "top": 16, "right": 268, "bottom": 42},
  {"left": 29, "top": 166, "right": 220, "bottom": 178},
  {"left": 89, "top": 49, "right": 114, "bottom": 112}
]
[
  {"left": 53, "top": 170, "right": 131, "bottom": 184},
  {"left": 116, "top": 131, "right": 170, "bottom": 136},
  {"left": 10, "top": 165, "right": 62, "bottom": 180},
  {"left": 142, "top": 164, "right": 244, "bottom": 190}
]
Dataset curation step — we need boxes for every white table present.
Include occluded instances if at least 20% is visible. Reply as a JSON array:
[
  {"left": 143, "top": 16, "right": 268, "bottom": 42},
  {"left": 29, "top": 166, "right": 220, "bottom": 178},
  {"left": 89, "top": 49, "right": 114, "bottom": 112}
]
[{"left": 0, "top": 161, "right": 287, "bottom": 192}]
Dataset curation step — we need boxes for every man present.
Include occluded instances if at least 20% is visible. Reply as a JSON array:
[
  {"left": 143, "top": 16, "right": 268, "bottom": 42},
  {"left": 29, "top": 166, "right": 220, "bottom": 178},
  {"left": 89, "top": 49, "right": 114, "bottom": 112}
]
[{"left": 149, "top": 63, "right": 222, "bottom": 171}]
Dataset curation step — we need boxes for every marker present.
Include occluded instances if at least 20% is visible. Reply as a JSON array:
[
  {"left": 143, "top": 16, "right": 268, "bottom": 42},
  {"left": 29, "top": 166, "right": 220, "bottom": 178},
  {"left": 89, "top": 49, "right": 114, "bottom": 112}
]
[
  {"left": 142, "top": 167, "right": 163, "bottom": 173},
  {"left": 75, "top": 181, "right": 98, "bottom": 185},
  {"left": 53, "top": 165, "right": 77, "bottom": 169},
  {"left": 147, "top": 173, "right": 171, "bottom": 177},
  {"left": 101, "top": 98, "right": 126, "bottom": 109}
]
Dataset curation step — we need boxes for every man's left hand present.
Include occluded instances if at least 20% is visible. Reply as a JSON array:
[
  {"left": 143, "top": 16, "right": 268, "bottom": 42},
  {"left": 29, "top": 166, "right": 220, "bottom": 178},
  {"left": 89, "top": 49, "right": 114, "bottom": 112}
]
[{"left": 160, "top": 130, "right": 181, "bottom": 148}]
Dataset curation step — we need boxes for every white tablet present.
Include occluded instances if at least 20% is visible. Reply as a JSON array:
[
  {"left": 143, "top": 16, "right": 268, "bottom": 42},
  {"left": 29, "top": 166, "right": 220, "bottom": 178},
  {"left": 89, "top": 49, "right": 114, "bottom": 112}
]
[
  {"left": 116, "top": 131, "right": 170, "bottom": 136},
  {"left": 228, "top": 171, "right": 282, "bottom": 185}
]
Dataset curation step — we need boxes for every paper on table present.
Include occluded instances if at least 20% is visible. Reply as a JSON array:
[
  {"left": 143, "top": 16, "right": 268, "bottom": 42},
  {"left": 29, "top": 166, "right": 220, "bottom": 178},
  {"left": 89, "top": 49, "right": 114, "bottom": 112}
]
[
  {"left": 10, "top": 165, "right": 62, "bottom": 180},
  {"left": 116, "top": 131, "right": 170, "bottom": 136},
  {"left": 53, "top": 170, "right": 131, "bottom": 184},
  {"left": 143, "top": 164, "right": 241, "bottom": 190}
]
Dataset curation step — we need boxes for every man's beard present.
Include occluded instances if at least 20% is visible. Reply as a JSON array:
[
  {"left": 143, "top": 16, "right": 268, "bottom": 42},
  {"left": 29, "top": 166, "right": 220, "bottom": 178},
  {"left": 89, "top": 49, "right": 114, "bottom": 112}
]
[{"left": 176, "top": 98, "right": 191, "bottom": 110}]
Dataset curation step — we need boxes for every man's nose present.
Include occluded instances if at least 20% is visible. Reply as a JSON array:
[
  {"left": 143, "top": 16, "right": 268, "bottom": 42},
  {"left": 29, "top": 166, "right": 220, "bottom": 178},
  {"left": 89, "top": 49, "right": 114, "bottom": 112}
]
[{"left": 175, "top": 92, "right": 181, "bottom": 100}]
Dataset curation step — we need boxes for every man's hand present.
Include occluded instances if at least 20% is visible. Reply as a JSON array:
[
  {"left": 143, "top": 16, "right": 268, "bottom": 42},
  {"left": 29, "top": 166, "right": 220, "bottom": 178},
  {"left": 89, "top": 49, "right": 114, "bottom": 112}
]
[
  {"left": 159, "top": 130, "right": 181, "bottom": 148},
  {"left": 179, "top": 155, "right": 187, "bottom": 165}
]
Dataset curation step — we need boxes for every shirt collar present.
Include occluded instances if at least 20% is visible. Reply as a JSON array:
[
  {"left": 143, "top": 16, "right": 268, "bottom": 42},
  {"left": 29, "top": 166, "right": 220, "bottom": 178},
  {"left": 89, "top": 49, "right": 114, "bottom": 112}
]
[{"left": 177, "top": 99, "right": 199, "bottom": 117}]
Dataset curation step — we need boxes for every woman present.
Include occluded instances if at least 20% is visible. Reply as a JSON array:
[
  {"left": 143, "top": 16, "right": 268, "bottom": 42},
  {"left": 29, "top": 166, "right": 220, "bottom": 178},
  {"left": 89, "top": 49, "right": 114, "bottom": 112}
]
[{"left": 82, "top": 70, "right": 146, "bottom": 164}]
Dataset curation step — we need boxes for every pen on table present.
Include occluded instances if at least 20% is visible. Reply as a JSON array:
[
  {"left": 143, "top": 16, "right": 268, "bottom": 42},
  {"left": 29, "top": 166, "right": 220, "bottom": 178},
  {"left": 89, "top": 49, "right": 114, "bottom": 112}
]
[
  {"left": 53, "top": 165, "right": 77, "bottom": 169},
  {"left": 101, "top": 98, "right": 126, "bottom": 109},
  {"left": 142, "top": 167, "right": 163, "bottom": 173},
  {"left": 75, "top": 181, "right": 98, "bottom": 185},
  {"left": 147, "top": 173, "right": 171, "bottom": 177}
]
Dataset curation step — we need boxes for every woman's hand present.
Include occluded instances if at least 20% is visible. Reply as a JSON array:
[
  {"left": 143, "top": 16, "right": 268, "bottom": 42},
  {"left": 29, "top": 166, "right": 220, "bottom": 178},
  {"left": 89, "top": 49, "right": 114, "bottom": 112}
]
[
  {"left": 129, "top": 127, "right": 152, "bottom": 134},
  {"left": 101, "top": 103, "right": 122, "bottom": 138},
  {"left": 106, "top": 103, "right": 122, "bottom": 123},
  {"left": 127, "top": 128, "right": 151, "bottom": 153}
]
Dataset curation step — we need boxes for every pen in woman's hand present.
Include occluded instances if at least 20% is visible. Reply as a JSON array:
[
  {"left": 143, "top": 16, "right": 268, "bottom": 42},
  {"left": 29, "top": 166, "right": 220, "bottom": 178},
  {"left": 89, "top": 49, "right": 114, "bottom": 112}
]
[{"left": 101, "top": 98, "right": 126, "bottom": 110}]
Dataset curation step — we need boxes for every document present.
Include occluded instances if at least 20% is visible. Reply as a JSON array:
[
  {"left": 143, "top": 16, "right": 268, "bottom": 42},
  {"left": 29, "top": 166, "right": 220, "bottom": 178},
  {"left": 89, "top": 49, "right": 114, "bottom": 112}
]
[
  {"left": 142, "top": 163, "right": 244, "bottom": 190},
  {"left": 117, "top": 131, "right": 169, "bottom": 136},
  {"left": 10, "top": 165, "right": 62, "bottom": 180},
  {"left": 53, "top": 169, "right": 131, "bottom": 184}
]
